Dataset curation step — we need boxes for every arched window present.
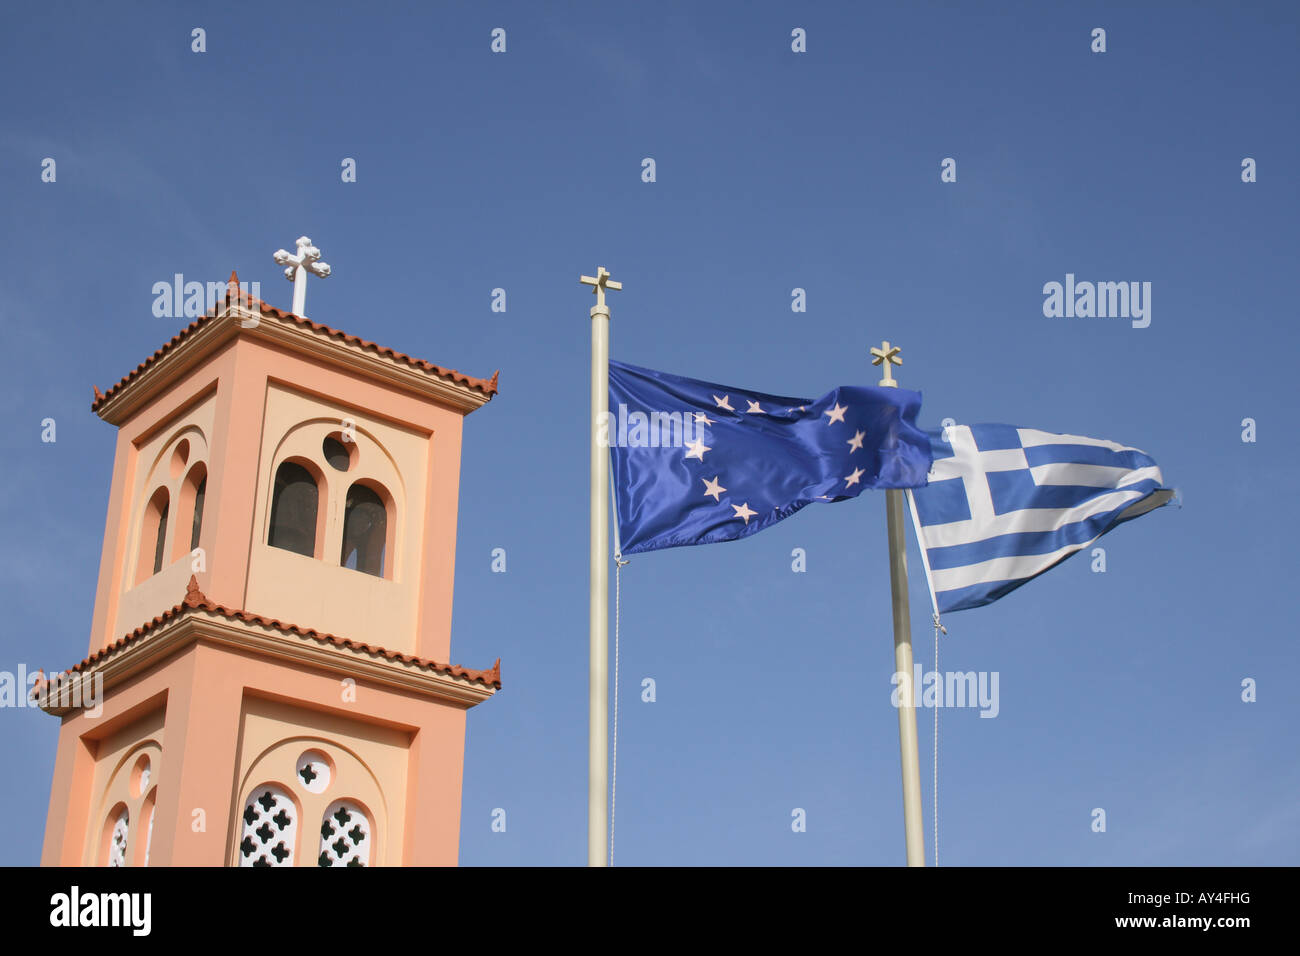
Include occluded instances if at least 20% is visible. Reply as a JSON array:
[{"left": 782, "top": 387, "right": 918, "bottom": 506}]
[
  {"left": 238, "top": 785, "right": 298, "bottom": 867},
  {"left": 340, "top": 483, "right": 388, "bottom": 577},
  {"left": 174, "top": 463, "right": 207, "bottom": 560},
  {"left": 105, "top": 805, "right": 129, "bottom": 867},
  {"left": 268, "top": 462, "right": 320, "bottom": 558},
  {"left": 136, "top": 487, "right": 170, "bottom": 584},
  {"left": 189, "top": 476, "right": 205, "bottom": 551},
  {"left": 319, "top": 800, "right": 371, "bottom": 867},
  {"left": 138, "top": 789, "right": 156, "bottom": 867},
  {"left": 152, "top": 501, "right": 168, "bottom": 574}
]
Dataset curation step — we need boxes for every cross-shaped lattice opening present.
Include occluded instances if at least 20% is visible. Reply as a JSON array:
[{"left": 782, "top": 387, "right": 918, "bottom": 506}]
[
  {"left": 239, "top": 784, "right": 297, "bottom": 868},
  {"left": 317, "top": 801, "right": 370, "bottom": 867}
]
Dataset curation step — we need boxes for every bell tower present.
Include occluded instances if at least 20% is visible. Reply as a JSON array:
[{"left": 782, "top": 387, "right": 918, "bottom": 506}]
[{"left": 38, "top": 267, "right": 500, "bottom": 866}]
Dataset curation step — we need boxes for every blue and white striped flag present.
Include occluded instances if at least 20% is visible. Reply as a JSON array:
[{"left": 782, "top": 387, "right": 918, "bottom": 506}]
[{"left": 908, "top": 424, "right": 1174, "bottom": 614}]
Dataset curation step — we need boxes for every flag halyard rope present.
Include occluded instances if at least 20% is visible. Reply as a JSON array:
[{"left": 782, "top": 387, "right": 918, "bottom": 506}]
[
  {"left": 611, "top": 550, "right": 628, "bottom": 867},
  {"left": 907, "top": 488, "right": 945, "bottom": 868},
  {"left": 608, "top": 459, "right": 627, "bottom": 867},
  {"left": 933, "top": 610, "right": 944, "bottom": 867}
]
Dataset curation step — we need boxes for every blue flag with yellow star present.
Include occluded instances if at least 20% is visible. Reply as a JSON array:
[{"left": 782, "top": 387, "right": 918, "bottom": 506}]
[{"left": 608, "top": 360, "right": 932, "bottom": 554}]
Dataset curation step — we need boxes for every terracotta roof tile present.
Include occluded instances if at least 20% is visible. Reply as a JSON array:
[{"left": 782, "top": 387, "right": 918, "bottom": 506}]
[
  {"left": 37, "top": 576, "right": 501, "bottom": 693},
  {"left": 91, "top": 274, "right": 499, "bottom": 413}
]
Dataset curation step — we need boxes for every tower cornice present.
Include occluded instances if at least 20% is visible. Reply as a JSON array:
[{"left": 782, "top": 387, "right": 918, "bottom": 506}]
[
  {"left": 34, "top": 578, "right": 500, "bottom": 716},
  {"left": 92, "top": 282, "right": 498, "bottom": 425}
]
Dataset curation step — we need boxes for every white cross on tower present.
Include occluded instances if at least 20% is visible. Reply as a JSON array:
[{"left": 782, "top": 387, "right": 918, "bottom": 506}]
[{"left": 273, "top": 236, "right": 331, "bottom": 316}]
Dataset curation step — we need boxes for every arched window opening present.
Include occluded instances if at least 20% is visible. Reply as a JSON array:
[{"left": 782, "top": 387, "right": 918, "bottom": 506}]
[
  {"left": 152, "top": 502, "right": 168, "bottom": 574},
  {"left": 268, "top": 462, "right": 320, "bottom": 558},
  {"left": 340, "top": 483, "right": 388, "bottom": 577},
  {"left": 174, "top": 463, "right": 207, "bottom": 561},
  {"left": 136, "top": 487, "right": 170, "bottom": 584},
  {"left": 238, "top": 785, "right": 298, "bottom": 867},
  {"left": 105, "top": 805, "right": 129, "bottom": 867},
  {"left": 190, "top": 476, "right": 206, "bottom": 551},
  {"left": 137, "top": 789, "right": 157, "bottom": 867},
  {"left": 318, "top": 800, "right": 371, "bottom": 867}
]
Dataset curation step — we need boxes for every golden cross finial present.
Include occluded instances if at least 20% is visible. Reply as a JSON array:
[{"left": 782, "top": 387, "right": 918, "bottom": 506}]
[
  {"left": 579, "top": 266, "right": 622, "bottom": 309},
  {"left": 870, "top": 340, "right": 902, "bottom": 387}
]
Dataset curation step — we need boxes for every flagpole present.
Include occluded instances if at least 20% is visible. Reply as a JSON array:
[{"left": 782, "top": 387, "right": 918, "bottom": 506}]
[
  {"left": 581, "top": 267, "right": 621, "bottom": 867},
  {"left": 872, "top": 340, "right": 926, "bottom": 866}
]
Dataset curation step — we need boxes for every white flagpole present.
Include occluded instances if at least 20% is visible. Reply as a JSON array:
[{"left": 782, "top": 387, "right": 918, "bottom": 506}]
[
  {"left": 871, "top": 340, "right": 926, "bottom": 866},
  {"left": 581, "top": 267, "right": 621, "bottom": 867}
]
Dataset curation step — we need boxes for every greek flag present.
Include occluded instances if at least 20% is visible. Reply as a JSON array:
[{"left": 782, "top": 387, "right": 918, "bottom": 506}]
[{"left": 908, "top": 424, "right": 1174, "bottom": 613}]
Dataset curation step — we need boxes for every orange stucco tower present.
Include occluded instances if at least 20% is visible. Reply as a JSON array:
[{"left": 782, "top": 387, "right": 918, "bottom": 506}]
[{"left": 37, "top": 273, "right": 499, "bottom": 867}]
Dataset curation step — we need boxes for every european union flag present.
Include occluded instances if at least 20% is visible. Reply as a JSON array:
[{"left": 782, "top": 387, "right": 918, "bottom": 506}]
[{"left": 609, "top": 360, "right": 932, "bottom": 554}]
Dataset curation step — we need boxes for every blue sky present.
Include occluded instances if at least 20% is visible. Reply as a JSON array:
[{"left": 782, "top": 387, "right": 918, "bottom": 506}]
[{"left": 2, "top": 0, "right": 1297, "bottom": 866}]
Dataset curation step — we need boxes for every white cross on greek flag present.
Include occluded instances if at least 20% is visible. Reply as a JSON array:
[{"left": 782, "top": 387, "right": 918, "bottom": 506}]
[{"left": 907, "top": 424, "right": 1174, "bottom": 614}]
